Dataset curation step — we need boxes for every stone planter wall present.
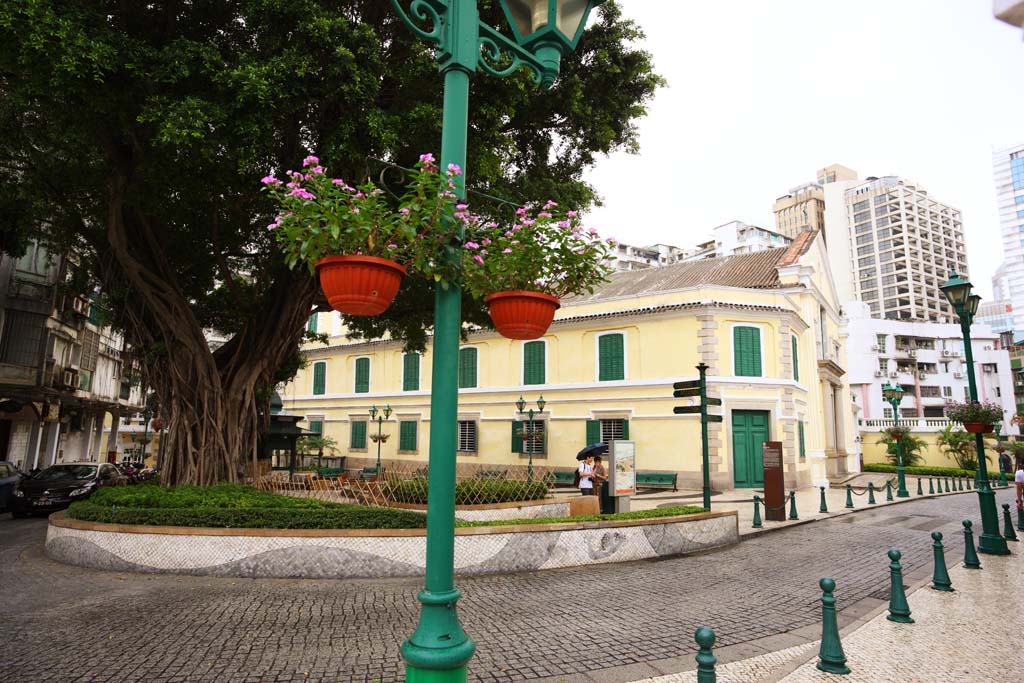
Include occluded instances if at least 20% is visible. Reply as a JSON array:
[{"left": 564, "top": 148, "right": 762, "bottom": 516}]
[{"left": 45, "top": 509, "right": 739, "bottom": 579}]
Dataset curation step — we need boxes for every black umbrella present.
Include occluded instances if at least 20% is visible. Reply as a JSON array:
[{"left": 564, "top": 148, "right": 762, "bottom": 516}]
[{"left": 576, "top": 442, "right": 608, "bottom": 460}]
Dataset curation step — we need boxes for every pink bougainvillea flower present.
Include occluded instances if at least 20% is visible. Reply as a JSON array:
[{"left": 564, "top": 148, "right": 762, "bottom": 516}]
[
  {"left": 464, "top": 241, "right": 480, "bottom": 249},
  {"left": 399, "top": 207, "right": 411, "bottom": 215},
  {"left": 538, "top": 212, "right": 552, "bottom": 219},
  {"left": 261, "top": 175, "right": 281, "bottom": 186},
  {"left": 515, "top": 207, "right": 527, "bottom": 216},
  {"left": 567, "top": 210, "right": 578, "bottom": 217},
  {"left": 309, "top": 165, "right": 324, "bottom": 175},
  {"left": 447, "top": 163, "right": 462, "bottom": 175},
  {"left": 543, "top": 200, "right": 558, "bottom": 209},
  {"left": 331, "top": 179, "right": 347, "bottom": 185},
  {"left": 302, "top": 155, "right": 319, "bottom": 167},
  {"left": 502, "top": 248, "right": 513, "bottom": 254},
  {"left": 473, "top": 255, "right": 484, "bottom": 264},
  {"left": 286, "top": 188, "right": 316, "bottom": 200}
]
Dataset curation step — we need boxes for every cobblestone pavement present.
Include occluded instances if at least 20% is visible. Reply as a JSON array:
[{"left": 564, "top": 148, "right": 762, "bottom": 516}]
[{"left": 0, "top": 488, "right": 1018, "bottom": 683}]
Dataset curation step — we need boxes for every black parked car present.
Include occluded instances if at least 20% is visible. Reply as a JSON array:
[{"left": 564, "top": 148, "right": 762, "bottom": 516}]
[{"left": 9, "top": 462, "right": 125, "bottom": 517}]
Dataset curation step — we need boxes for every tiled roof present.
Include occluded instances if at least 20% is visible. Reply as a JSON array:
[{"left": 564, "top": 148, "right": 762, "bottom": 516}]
[{"left": 566, "top": 247, "right": 790, "bottom": 305}]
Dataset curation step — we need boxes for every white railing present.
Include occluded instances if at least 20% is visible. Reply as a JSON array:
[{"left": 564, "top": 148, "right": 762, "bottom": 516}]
[{"left": 859, "top": 418, "right": 953, "bottom": 430}]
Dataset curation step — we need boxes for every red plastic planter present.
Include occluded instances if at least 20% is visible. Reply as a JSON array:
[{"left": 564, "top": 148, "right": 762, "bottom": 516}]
[
  {"left": 485, "top": 291, "right": 560, "bottom": 340},
  {"left": 315, "top": 255, "right": 406, "bottom": 316},
  {"left": 962, "top": 422, "right": 994, "bottom": 434}
]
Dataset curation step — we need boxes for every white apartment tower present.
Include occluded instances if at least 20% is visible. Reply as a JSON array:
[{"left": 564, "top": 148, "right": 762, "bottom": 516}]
[
  {"left": 821, "top": 167, "right": 967, "bottom": 323},
  {"left": 990, "top": 143, "right": 1024, "bottom": 336}
]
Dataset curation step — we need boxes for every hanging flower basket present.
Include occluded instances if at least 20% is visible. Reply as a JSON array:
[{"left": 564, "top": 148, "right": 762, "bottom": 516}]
[
  {"left": 316, "top": 255, "right": 406, "bottom": 316},
  {"left": 485, "top": 291, "right": 560, "bottom": 340},
  {"left": 962, "top": 422, "right": 994, "bottom": 434}
]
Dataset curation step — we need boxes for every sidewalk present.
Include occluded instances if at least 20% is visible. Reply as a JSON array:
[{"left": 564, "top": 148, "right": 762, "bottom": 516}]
[
  {"left": 621, "top": 473, "right": 1004, "bottom": 537},
  {"left": 628, "top": 492, "right": 1024, "bottom": 683}
]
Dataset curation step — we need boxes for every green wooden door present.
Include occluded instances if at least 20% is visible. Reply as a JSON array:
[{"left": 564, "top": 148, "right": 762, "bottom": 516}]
[{"left": 732, "top": 410, "right": 770, "bottom": 488}]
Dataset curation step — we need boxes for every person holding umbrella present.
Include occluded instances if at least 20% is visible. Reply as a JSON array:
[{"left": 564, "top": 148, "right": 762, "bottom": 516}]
[{"left": 575, "top": 443, "right": 607, "bottom": 496}]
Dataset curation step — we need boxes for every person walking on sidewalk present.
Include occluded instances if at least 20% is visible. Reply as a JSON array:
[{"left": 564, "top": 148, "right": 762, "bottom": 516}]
[
  {"left": 578, "top": 455, "right": 595, "bottom": 496},
  {"left": 1015, "top": 455, "right": 1023, "bottom": 511}
]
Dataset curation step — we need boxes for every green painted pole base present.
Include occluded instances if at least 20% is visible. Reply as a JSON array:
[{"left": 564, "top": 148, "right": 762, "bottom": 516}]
[
  {"left": 975, "top": 487, "right": 1011, "bottom": 556},
  {"left": 963, "top": 520, "right": 982, "bottom": 569},
  {"left": 788, "top": 490, "right": 798, "bottom": 520},
  {"left": 406, "top": 664, "right": 468, "bottom": 683},
  {"left": 885, "top": 549, "right": 914, "bottom": 623},
  {"left": 816, "top": 578, "right": 850, "bottom": 675},
  {"left": 928, "top": 478, "right": 934, "bottom": 494},
  {"left": 752, "top": 495, "right": 762, "bottom": 529},
  {"left": 868, "top": 482, "right": 876, "bottom": 505},
  {"left": 885, "top": 480, "right": 894, "bottom": 502},
  {"left": 944, "top": 478, "right": 950, "bottom": 493},
  {"left": 694, "top": 627, "right": 717, "bottom": 683},
  {"left": 845, "top": 484, "right": 853, "bottom": 509},
  {"left": 1002, "top": 504, "right": 1019, "bottom": 542},
  {"left": 819, "top": 487, "right": 828, "bottom": 513},
  {"left": 967, "top": 477, "right": 972, "bottom": 490},
  {"left": 1017, "top": 504, "right": 1024, "bottom": 532},
  {"left": 916, "top": 477, "right": 922, "bottom": 496},
  {"left": 930, "top": 531, "right": 954, "bottom": 592}
]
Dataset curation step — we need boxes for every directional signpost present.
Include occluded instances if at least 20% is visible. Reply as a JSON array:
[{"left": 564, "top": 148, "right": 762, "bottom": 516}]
[{"left": 672, "top": 363, "right": 720, "bottom": 509}]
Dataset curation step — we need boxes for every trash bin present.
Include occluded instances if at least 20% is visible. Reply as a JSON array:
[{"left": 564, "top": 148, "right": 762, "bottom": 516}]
[{"left": 600, "top": 480, "right": 614, "bottom": 514}]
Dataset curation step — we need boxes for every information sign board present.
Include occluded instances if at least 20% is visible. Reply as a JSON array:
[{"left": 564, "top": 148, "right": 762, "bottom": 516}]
[
  {"left": 608, "top": 439, "right": 636, "bottom": 496},
  {"left": 762, "top": 441, "right": 785, "bottom": 521}
]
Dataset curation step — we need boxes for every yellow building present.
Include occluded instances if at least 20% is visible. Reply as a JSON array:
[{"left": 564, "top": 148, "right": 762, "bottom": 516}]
[{"left": 281, "top": 230, "right": 856, "bottom": 490}]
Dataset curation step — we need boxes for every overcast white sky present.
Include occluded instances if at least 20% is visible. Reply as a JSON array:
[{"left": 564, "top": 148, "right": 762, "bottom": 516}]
[{"left": 583, "top": 1, "right": 1024, "bottom": 299}]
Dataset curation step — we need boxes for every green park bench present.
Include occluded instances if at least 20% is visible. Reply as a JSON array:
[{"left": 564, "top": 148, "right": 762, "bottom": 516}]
[
  {"left": 635, "top": 471, "right": 679, "bottom": 492},
  {"left": 361, "top": 466, "right": 382, "bottom": 479},
  {"left": 474, "top": 469, "right": 507, "bottom": 480},
  {"left": 547, "top": 470, "right": 577, "bottom": 487},
  {"left": 316, "top": 467, "right": 346, "bottom": 479}
]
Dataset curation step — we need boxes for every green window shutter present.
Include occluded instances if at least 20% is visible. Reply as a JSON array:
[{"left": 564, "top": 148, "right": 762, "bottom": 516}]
[
  {"left": 350, "top": 421, "right": 367, "bottom": 449},
  {"left": 792, "top": 335, "right": 799, "bottom": 382},
  {"left": 621, "top": 419, "right": 629, "bottom": 439},
  {"left": 307, "top": 314, "right": 318, "bottom": 333},
  {"left": 586, "top": 420, "right": 601, "bottom": 445},
  {"left": 312, "top": 362, "right": 326, "bottom": 395},
  {"left": 598, "top": 334, "right": 625, "bottom": 381},
  {"left": 354, "top": 357, "right": 370, "bottom": 393},
  {"left": 458, "top": 348, "right": 478, "bottom": 388},
  {"left": 523, "top": 341, "right": 545, "bottom": 385},
  {"left": 309, "top": 420, "right": 323, "bottom": 436},
  {"left": 399, "top": 421, "right": 418, "bottom": 451},
  {"left": 734, "top": 327, "right": 762, "bottom": 377},
  {"left": 511, "top": 420, "right": 524, "bottom": 453},
  {"left": 798, "top": 421, "right": 806, "bottom": 460},
  {"left": 403, "top": 353, "right": 420, "bottom": 391}
]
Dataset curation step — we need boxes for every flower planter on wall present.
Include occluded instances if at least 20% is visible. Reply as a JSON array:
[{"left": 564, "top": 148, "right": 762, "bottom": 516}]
[
  {"left": 316, "top": 255, "right": 406, "bottom": 316},
  {"left": 484, "top": 290, "right": 560, "bottom": 340}
]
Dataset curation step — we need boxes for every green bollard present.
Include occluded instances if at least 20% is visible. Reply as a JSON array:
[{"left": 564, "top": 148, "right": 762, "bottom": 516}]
[
  {"left": 816, "top": 578, "right": 851, "bottom": 675},
  {"left": 868, "top": 482, "right": 876, "bottom": 505},
  {"left": 916, "top": 477, "right": 922, "bottom": 496},
  {"left": 752, "top": 495, "right": 762, "bottom": 529},
  {"left": 944, "top": 477, "right": 950, "bottom": 493},
  {"left": 958, "top": 477, "right": 964, "bottom": 492},
  {"left": 845, "top": 484, "right": 854, "bottom": 509},
  {"left": 886, "top": 548, "right": 914, "bottom": 623},
  {"left": 1017, "top": 503, "right": 1024, "bottom": 533},
  {"left": 819, "top": 487, "right": 828, "bottom": 513},
  {"left": 967, "top": 477, "right": 972, "bottom": 490},
  {"left": 930, "top": 531, "right": 953, "bottom": 592},
  {"left": 788, "top": 490, "right": 798, "bottom": 520},
  {"left": 885, "top": 480, "right": 894, "bottom": 502},
  {"left": 694, "top": 627, "right": 717, "bottom": 683},
  {"left": 1002, "top": 504, "right": 1019, "bottom": 542},
  {"left": 928, "top": 477, "right": 934, "bottom": 494},
  {"left": 962, "top": 520, "right": 982, "bottom": 569}
]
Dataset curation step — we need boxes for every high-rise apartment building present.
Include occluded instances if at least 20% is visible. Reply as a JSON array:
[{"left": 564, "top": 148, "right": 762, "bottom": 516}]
[
  {"left": 820, "top": 167, "right": 967, "bottom": 322},
  {"left": 995, "top": 0, "right": 1024, "bottom": 34},
  {"left": 990, "top": 143, "right": 1024, "bottom": 336},
  {"left": 773, "top": 183, "right": 825, "bottom": 238}
]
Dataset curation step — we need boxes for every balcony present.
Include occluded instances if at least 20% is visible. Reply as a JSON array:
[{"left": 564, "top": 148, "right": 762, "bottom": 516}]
[{"left": 859, "top": 418, "right": 953, "bottom": 432}]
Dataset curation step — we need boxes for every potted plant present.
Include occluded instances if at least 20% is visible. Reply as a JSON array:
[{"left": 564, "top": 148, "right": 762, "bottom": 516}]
[
  {"left": 460, "top": 203, "right": 616, "bottom": 339},
  {"left": 263, "top": 154, "right": 460, "bottom": 315},
  {"left": 946, "top": 400, "right": 1004, "bottom": 433}
]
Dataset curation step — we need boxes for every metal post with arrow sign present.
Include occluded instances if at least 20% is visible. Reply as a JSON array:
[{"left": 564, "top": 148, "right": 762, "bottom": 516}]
[{"left": 673, "top": 363, "right": 721, "bottom": 509}]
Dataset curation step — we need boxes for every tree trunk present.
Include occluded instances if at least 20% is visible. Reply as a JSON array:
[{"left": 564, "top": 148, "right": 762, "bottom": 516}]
[{"left": 103, "top": 179, "right": 318, "bottom": 486}]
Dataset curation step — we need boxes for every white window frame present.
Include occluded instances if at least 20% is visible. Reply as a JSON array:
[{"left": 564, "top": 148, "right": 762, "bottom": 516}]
[
  {"left": 311, "top": 360, "right": 327, "bottom": 396},
  {"left": 729, "top": 322, "right": 767, "bottom": 378},
  {"left": 457, "top": 419, "right": 478, "bottom": 454},
  {"left": 593, "top": 330, "right": 628, "bottom": 382},
  {"left": 599, "top": 418, "right": 625, "bottom": 442},
  {"left": 520, "top": 339, "right": 549, "bottom": 386}
]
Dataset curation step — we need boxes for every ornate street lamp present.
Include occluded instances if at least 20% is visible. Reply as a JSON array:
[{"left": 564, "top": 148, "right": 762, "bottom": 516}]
[
  {"left": 390, "top": 1, "right": 605, "bottom": 680},
  {"left": 369, "top": 404, "right": 393, "bottom": 476},
  {"left": 515, "top": 394, "right": 546, "bottom": 484},
  {"left": 881, "top": 381, "right": 909, "bottom": 498},
  {"left": 940, "top": 270, "right": 1009, "bottom": 555}
]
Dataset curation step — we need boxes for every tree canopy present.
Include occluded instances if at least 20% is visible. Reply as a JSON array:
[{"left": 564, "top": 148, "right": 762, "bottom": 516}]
[{"left": 0, "top": 0, "right": 662, "bottom": 484}]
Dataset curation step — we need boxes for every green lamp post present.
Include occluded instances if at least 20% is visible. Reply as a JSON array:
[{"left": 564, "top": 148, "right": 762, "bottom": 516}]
[
  {"left": 390, "top": 1, "right": 606, "bottom": 680},
  {"left": 369, "top": 404, "right": 392, "bottom": 476},
  {"left": 515, "top": 394, "right": 546, "bottom": 484},
  {"left": 881, "top": 381, "right": 909, "bottom": 498},
  {"left": 940, "top": 270, "right": 1010, "bottom": 556},
  {"left": 994, "top": 421, "right": 1008, "bottom": 487}
]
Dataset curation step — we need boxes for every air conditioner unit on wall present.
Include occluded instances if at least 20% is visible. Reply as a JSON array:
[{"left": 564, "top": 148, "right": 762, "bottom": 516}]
[
  {"left": 874, "top": 370, "right": 884, "bottom": 377},
  {"left": 942, "top": 349, "right": 953, "bottom": 357},
  {"left": 71, "top": 297, "right": 90, "bottom": 316},
  {"left": 918, "top": 372, "right": 927, "bottom": 379},
  {"left": 871, "top": 344, "right": 880, "bottom": 351},
  {"left": 62, "top": 368, "right": 78, "bottom": 388},
  {"left": 908, "top": 350, "right": 918, "bottom": 358},
  {"left": 984, "top": 346, "right": 993, "bottom": 351},
  {"left": 954, "top": 371, "right": 963, "bottom": 378},
  {"left": 944, "top": 397, "right": 954, "bottom": 404},
  {"left": 889, "top": 371, "right": 899, "bottom": 378}
]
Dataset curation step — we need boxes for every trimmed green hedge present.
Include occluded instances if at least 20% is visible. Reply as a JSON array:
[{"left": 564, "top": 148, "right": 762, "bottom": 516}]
[
  {"left": 67, "top": 503, "right": 427, "bottom": 529},
  {"left": 383, "top": 479, "right": 550, "bottom": 505},
  {"left": 863, "top": 464, "right": 977, "bottom": 478},
  {"left": 86, "top": 482, "right": 330, "bottom": 509},
  {"left": 459, "top": 505, "right": 707, "bottom": 527}
]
